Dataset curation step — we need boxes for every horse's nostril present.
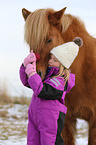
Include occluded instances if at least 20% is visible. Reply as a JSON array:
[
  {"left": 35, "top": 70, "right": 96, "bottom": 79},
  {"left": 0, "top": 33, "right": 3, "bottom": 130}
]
[{"left": 37, "top": 70, "right": 42, "bottom": 77}]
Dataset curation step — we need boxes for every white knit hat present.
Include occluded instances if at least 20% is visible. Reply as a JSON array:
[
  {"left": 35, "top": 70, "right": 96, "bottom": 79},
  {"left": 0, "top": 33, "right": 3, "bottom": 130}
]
[{"left": 50, "top": 37, "right": 83, "bottom": 69}]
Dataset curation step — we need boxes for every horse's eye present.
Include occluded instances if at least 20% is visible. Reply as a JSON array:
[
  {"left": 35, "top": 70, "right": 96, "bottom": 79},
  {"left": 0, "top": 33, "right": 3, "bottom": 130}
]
[{"left": 46, "top": 38, "right": 53, "bottom": 43}]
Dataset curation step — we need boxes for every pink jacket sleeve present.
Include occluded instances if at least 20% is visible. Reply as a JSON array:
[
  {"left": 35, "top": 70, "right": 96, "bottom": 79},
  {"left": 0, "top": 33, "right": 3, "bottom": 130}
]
[
  {"left": 19, "top": 64, "right": 30, "bottom": 88},
  {"left": 28, "top": 73, "right": 43, "bottom": 95}
]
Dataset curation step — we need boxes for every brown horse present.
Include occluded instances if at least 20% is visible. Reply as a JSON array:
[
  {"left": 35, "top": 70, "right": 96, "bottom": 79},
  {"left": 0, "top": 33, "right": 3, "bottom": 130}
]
[{"left": 22, "top": 7, "right": 96, "bottom": 145}]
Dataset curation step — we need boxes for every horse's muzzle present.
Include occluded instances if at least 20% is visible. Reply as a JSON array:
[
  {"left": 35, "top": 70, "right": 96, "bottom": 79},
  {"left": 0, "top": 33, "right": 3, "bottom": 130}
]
[{"left": 37, "top": 70, "right": 42, "bottom": 77}]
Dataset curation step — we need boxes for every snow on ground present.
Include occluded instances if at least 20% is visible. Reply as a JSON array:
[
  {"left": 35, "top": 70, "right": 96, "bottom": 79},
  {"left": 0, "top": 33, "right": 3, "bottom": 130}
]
[
  {"left": 75, "top": 119, "right": 88, "bottom": 145},
  {"left": 0, "top": 104, "right": 88, "bottom": 145},
  {"left": 0, "top": 138, "right": 26, "bottom": 145}
]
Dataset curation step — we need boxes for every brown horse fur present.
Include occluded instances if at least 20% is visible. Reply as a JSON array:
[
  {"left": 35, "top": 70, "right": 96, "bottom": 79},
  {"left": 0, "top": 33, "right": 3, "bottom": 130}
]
[{"left": 22, "top": 7, "right": 96, "bottom": 145}]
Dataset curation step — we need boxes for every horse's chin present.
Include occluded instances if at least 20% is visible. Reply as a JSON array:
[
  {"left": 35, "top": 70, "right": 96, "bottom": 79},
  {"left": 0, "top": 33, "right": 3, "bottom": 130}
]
[{"left": 37, "top": 70, "right": 46, "bottom": 80}]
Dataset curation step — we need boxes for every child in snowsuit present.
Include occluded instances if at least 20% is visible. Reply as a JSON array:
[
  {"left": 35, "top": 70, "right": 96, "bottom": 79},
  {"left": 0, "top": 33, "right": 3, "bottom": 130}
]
[{"left": 19, "top": 37, "right": 83, "bottom": 145}]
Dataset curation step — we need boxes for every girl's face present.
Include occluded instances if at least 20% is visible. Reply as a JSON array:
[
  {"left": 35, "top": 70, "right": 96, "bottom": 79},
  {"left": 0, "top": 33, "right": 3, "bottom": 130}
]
[{"left": 48, "top": 54, "right": 60, "bottom": 68}]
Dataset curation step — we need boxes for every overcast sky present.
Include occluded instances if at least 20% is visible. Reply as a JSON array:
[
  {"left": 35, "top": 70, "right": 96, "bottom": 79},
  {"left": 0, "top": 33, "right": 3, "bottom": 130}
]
[{"left": 0, "top": 0, "right": 96, "bottom": 96}]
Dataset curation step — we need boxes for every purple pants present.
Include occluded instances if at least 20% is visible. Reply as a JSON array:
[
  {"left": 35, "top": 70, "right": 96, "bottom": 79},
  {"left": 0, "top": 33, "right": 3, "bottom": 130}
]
[{"left": 27, "top": 108, "right": 65, "bottom": 145}]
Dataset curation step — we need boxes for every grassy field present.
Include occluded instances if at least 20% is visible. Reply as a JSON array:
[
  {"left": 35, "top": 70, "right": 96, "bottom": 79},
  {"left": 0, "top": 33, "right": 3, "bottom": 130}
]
[{"left": 0, "top": 88, "right": 31, "bottom": 143}]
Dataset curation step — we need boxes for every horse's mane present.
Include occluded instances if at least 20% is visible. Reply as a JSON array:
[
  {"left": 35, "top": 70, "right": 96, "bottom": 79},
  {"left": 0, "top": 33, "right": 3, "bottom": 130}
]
[
  {"left": 61, "top": 14, "right": 73, "bottom": 32},
  {"left": 24, "top": 9, "right": 54, "bottom": 51},
  {"left": 24, "top": 8, "right": 85, "bottom": 51},
  {"left": 62, "top": 14, "right": 85, "bottom": 32}
]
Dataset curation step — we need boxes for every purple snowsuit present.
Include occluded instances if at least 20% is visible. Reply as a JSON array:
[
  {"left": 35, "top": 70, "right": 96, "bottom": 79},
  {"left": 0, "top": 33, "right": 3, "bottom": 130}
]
[{"left": 19, "top": 65, "right": 75, "bottom": 145}]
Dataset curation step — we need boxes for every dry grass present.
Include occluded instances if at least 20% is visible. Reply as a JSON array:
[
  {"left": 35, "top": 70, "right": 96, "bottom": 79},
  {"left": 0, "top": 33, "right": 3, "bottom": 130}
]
[
  {"left": 0, "top": 86, "right": 31, "bottom": 105},
  {"left": 12, "top": 96, "right": 31, "bottom": 105},
  {"left": 0, "top": 90, "right": 12, "bottom": 105},
  {"left": 0, "top": 92, "right": 31, "bottom": 105},
  {"left": 0, "top": 79, "right": 31, "bottom": 106},
  {"left": 0, "top": 110, "right": 8, "bottom": 117}
]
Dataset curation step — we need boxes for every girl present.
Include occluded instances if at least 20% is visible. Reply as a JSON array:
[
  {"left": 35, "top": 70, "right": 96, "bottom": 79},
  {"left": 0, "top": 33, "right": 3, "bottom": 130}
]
[{"left": 19, "top": 37, "right": 83, "bottom": 145}]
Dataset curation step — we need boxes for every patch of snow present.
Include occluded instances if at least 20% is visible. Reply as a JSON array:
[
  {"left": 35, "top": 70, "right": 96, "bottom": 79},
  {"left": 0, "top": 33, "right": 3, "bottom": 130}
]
[
  {"left": 0, "top": 138, "right": 26, "bottom": 145},
  {"left": 75, "top": 119, "right": 88, "bottom": 145}
]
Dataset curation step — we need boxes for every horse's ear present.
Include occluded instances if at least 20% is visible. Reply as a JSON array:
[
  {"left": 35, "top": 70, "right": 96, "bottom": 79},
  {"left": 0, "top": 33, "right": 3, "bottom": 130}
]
[
  {"left": 48, "top": 7, "right": 67, "bottom": 25},
  {"left": 22, "top": 8, "right": 31, "bottom": 21}
]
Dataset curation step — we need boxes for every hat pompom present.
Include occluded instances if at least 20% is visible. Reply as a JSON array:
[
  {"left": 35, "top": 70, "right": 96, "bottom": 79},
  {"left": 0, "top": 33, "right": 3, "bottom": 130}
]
[{"left": 73, "top": 37, "right": 83, "bottom": 47}]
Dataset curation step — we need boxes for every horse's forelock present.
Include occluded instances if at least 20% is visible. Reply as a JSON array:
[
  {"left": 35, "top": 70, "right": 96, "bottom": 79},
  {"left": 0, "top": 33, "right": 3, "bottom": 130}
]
[{"left": 24, "top": 9, "right": 54, "bottom": 52}]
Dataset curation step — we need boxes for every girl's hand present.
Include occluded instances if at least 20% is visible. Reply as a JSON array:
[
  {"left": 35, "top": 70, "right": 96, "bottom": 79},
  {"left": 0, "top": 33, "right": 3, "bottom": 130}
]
[
  {"left": 23, "top": 50, "right": 36, "bottom": 67},
  {"left": 25, "top": 62, "right": 37, "bottom": 77}
]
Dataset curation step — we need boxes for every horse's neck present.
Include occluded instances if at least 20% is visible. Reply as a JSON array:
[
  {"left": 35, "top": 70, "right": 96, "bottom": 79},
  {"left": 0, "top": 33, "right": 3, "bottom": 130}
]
[{"left": 61, "top": 14, "right": 88, "bottom": 42}]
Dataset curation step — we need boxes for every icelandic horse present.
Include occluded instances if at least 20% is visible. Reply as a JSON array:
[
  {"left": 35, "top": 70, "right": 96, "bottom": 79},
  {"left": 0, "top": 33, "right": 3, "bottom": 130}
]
[{"left": 22, "top": 7, "right": 96, "bottom": 145}]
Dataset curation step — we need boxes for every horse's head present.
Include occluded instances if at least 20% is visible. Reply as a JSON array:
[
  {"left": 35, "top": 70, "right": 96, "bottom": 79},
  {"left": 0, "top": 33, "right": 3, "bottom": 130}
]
[{"left": 22, "top": 7, "right": 68, "bottom": 79}]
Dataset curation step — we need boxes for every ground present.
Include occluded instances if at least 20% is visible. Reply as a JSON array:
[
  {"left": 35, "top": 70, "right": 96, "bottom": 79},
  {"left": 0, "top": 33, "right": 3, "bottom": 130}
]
[{"left": 0, "top": 103, "right": 88, "bottom": 145}]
